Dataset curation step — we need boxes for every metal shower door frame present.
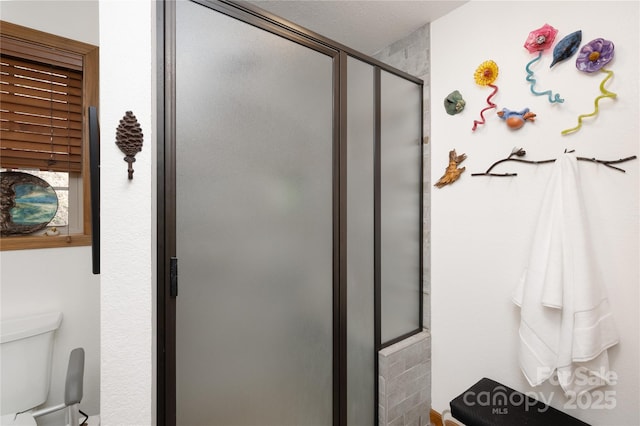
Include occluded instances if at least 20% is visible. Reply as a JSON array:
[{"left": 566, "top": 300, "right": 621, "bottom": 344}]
[{"left": 156, "top": 1, "right": 424, "bottom": 424}]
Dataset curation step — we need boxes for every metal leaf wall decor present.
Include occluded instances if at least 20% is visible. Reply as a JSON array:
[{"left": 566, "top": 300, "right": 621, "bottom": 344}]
[{"left": 115, "top": 111, "right": 143, "bottom": 179}]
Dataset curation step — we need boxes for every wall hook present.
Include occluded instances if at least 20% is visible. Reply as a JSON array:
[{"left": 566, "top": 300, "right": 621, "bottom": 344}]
[
  {"left": 115, "top": 111, "right": 143, "bottom": 179},
  {"left": 472, "top": 147, "right": 637, "bottom": 177}
]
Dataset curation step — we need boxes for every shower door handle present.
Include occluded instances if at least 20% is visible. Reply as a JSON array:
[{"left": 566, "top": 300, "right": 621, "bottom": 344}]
[{"left": 170, "top": 257, "right": 178, "bottom": 298}]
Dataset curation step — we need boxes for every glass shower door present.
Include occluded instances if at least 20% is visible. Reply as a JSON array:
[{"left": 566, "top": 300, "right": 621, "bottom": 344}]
[
  {"left": 174, "top": 2, "right": 334, "bottom": 424},
  {"left": 380, "top": 70, "right": 422, "bottom": 344}
]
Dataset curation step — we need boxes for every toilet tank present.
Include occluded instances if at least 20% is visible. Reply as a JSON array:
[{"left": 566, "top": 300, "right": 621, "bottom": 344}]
[{"left": 0, "top": 312, "right": 63, "bottom": 415}]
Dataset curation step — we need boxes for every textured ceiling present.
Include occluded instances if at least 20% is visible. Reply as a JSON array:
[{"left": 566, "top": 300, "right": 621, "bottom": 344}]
[{"left": 247, "top": 0, "right": 468, "bottom": 55}]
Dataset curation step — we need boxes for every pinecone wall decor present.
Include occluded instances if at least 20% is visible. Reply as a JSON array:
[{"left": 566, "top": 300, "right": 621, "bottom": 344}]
[{"left": 115, "top": 111, "right": 144, "bottom": 179}]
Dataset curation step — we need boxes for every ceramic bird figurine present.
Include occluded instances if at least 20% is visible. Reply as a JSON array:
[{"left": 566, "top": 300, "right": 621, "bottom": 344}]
[
  {"left": 497, "top": 107, "right": 536, "bottom": 130},
  {"left": 434, "top": 149, "right": 466, "bottom": 188}
]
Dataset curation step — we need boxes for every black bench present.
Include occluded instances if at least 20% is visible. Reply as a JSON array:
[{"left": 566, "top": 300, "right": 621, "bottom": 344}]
[{"left": 449, "top": 377, "right": 590, "bottom": 426}]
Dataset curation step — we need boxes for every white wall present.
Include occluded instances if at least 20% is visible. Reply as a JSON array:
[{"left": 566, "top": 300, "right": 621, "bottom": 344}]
[
  {"left": 0, "top": 2, "right": 100, "bottom": 424},
  {"left": 430, "top": 2, "right": 639, "bottom": 425},
  {"left": 0, "top": 0, "right": 99, "bottom": 46},
  {"left": 3, "top": 2, "right": 157, "bottom": 422},
  {"left": 99, "top": 0, "right": 156, "bottom": 423}
]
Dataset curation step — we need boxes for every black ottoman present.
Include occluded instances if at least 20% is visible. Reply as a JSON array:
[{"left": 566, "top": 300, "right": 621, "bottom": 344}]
[{"left": 449, "top": 377, "right": 590, "bottom": 426}]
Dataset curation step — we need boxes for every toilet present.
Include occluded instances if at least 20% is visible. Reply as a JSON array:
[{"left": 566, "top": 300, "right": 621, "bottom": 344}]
[{"left": 0, "top": 312, "right": 63, "bottom": 426}]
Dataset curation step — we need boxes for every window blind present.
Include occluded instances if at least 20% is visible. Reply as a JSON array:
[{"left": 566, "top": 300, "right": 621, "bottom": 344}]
[{"left": 1, "top": 40, "right": 83, "bottom": 173}]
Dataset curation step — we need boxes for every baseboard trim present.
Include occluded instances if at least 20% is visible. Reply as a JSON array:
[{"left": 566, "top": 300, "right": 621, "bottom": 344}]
[
  {"left": 430, "top": 408, "right": 442, "bottom": 426},
  {"left": 430, "top": 408, "right": 460, "bottom": 426}
]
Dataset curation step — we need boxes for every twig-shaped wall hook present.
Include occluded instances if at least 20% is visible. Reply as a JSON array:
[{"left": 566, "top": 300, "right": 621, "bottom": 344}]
[
  {"left": 573, "top": 154, "right": 637, "bottom": 172},
  {"left": 472, "top": 147, "right": 637, "bottom": 177},
  {"left": 471, "top": 147, "right": 554, "bottom": 177},
  {"left": 115, "top": 111, "right": 143, "bottom": 179}
]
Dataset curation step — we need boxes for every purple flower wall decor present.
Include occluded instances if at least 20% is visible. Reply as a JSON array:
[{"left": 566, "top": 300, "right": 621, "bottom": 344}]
[
  {"left": 575, "top": 38, "right": 615, "bottom": 72},
  {"left": 524, "top": 24, "right": 564, "bottom": 103},
  {"left": 562, "top": 38, "right": 617, "bottom": 135}
]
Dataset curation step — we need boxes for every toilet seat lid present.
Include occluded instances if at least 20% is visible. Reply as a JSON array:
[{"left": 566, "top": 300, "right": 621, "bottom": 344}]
[{"left": 0, "top": 412, "right": 37, "bottom": 426}]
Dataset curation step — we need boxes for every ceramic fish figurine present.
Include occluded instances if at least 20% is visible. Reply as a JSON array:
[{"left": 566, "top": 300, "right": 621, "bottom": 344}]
[
  {"left": 434, "top": 149, "right": 466, "bottom": 188},
  {"left": 444, "top": 90, "right": 466, "bottom": 115},
  {"left": 497, "top": 108, "right": 536, "bottom": 130},
  {"left": 550, "top": 30, "right": 582, "bottom": 67}
]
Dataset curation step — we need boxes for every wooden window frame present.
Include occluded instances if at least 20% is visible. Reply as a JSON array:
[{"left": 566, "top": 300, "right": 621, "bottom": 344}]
[{"left": 0, "top": 21, "right": 98, "bottom": 251}]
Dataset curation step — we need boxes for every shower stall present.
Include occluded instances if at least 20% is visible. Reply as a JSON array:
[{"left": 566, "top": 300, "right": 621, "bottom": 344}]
[{"left": 157, "top": 1, "right": 423, "bottom": 424}]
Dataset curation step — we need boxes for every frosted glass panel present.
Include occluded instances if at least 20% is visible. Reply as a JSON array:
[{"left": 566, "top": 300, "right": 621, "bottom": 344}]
[
  {"left": 175, "top": 2, "right": 333, "bottom": 425},
  {"left": 346, "top": 56, "right": 375, "bottom": 426},
  {"left": 380, "top": 70, "right": 422, "bottom": 344}
]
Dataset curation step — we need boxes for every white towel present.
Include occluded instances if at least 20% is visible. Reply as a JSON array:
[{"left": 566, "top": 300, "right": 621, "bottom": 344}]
[{"left": 513, "top": 153, "right": 619, "bottom": 396}]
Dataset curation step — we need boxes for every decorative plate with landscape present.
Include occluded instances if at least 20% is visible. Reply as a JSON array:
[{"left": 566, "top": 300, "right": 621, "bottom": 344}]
[{"left": 1, "top": 171, "right": 58, "bottom": 236}]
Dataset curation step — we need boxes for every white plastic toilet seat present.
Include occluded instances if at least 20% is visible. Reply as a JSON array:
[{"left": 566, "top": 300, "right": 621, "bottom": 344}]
[{"left": 0, "top": 411, "right": 37, "bottom": 426}]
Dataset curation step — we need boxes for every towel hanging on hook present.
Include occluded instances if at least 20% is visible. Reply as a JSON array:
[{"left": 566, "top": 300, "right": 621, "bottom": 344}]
[{"left": 472, "top": 147, "right": 637, "bottom": 177}]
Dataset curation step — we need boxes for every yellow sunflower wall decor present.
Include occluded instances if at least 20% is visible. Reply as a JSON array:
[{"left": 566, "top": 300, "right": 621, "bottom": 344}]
[{"left": 472, "top": 60, "right": 500, "bottom": 131}]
